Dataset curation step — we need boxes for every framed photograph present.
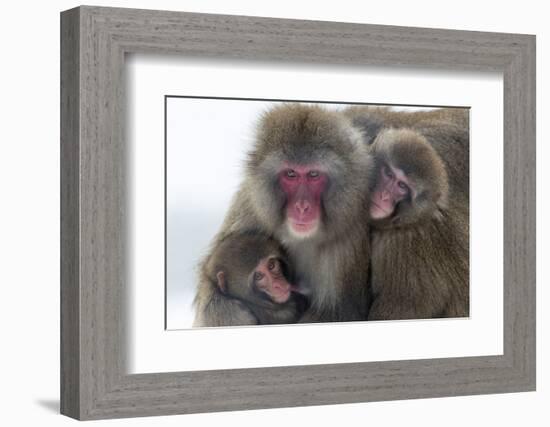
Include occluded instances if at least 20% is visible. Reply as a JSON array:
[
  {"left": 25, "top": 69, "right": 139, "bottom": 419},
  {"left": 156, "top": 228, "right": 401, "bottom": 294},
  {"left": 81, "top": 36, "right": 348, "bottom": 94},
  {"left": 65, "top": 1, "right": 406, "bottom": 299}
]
[{"left": 60, "top": 6, "right": 535, "bottom": 420}]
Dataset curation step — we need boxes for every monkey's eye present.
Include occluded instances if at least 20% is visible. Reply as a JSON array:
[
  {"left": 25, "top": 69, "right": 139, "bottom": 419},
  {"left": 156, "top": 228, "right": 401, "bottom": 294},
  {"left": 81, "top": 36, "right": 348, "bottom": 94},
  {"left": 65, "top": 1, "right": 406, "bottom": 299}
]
[
  {"left": 384, "top": 166, "right": 394, "bottom": 179},
  {"left": 398, "top": 181, "right": 408, "bottom": 191},
  {"left": 308, "top": 170, "right": 320, "bottom": 179},
  {"left": 285, "top": 169, "right": 297, "bottom": 179},
  {"left": 267, "top": 258, "right": 278, "bottom": 271},
  {"left": 253, "top": 272, "right": 264, "bottom": 281}
]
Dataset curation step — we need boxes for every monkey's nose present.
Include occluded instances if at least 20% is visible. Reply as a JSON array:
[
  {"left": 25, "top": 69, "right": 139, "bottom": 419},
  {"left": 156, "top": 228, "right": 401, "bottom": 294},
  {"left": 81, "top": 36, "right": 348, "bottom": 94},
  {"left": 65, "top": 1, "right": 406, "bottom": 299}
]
[
  {"left": 380, "top": 190, "right": 391, "bottom": 202},
  {"left": 295, "top": 200, "right": 310, "bottom": 214}
]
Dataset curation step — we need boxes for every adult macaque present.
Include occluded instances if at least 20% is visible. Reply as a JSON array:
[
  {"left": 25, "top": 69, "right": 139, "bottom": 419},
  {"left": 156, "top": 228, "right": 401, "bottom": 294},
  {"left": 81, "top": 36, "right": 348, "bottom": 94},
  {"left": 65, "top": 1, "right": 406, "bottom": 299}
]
[
  {"left": 193, "top": 232, "right": 307, "bottom": 326},
  {"left": 344, "top": 106, "right": 469, "bottom": 320},
  {"left": 195, "top": 104, "right": 374, "bottom": 323}
]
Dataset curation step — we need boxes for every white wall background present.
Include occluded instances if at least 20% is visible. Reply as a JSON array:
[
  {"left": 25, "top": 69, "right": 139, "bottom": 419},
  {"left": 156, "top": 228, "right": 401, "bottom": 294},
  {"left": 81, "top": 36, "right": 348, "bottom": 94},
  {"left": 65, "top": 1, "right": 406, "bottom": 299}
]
[{"left": 0, "top": 0, "right": 546, "bottom": 426}]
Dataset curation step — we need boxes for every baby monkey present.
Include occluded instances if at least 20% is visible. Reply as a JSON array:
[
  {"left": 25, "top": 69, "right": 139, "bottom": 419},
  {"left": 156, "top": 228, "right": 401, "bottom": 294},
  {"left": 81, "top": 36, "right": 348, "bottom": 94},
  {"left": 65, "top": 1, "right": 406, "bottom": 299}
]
[{"left": 196, "top": 232, "right": 308, "bottom": 326}]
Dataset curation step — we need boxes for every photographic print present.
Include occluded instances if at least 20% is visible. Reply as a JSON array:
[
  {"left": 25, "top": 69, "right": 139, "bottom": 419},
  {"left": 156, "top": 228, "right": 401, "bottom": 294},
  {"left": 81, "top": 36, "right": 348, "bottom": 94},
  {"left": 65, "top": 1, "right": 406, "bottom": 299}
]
[{"left": 166, "top": 97, "right": 470, "bottom": 329}]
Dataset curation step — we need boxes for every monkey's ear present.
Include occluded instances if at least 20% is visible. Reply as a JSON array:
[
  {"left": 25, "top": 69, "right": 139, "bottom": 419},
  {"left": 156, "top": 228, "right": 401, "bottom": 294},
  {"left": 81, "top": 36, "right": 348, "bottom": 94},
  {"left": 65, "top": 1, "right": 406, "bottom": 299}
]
[{"left": 216, "top": 271, "right": 227, "bottom": 293}]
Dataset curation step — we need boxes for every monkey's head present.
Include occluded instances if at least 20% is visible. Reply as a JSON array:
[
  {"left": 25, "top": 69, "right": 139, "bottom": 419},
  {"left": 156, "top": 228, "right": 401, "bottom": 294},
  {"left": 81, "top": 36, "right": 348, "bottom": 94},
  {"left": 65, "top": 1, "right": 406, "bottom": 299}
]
[
  {"left": 246, "top": 104, "right": 373, "bottom": 242},
  {"left": 368, "top": 128, "right": 449, "bottom": 228},
  {"left": 207, "top": 232, "right": 300, "bottom": 308}
]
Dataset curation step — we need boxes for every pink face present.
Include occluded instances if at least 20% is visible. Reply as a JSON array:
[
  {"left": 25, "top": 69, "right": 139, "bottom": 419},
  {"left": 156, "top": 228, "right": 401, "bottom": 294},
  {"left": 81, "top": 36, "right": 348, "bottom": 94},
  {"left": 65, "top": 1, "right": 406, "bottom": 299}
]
[
  {"left": 370, "top": 164, "right": 412, "bottom": 220},
  {"left": 278, "top": 164, "right": 328, "bottom": 238},
  {"left": 253, "top": 257, "right": 293, "bottom": 304}
]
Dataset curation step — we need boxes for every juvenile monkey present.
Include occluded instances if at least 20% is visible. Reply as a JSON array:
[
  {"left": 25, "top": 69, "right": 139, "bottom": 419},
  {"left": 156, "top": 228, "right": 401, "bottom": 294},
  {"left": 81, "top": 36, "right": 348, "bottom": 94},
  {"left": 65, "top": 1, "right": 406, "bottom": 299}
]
[
  {"left": 345, "top": 106, "right": 469, "bottom": 201},
  {"left": 193, "top": 232, "right": 308, "bottom": 326},
  {"left": 368, "top": 128, "right": 449, "bottom": 228},
  {"left": 344, "top": 106, "right": 469, "bottom": 320}
]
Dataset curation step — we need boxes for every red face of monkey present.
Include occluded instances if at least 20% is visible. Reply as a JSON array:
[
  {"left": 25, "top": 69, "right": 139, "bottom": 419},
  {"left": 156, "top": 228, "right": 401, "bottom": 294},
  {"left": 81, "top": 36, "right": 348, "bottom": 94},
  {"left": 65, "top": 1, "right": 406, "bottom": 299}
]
[
  {"left": 251, "top": 256, "right": 293, "bottom": 304},
  {"left": 216, "top": 255, "right": 294, "bottom": 304},
  {"left": 278, "top": 164, "right": 328, "bottom": 238},
  {"left": 370, "top": 163, "right": 413, "bottom": 220}
]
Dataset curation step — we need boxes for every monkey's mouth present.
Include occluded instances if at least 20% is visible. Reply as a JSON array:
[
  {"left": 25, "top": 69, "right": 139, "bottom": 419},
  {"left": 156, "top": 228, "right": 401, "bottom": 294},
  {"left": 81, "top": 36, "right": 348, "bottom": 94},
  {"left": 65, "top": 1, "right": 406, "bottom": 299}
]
[
  {"left": 293, "top": 222, "right": 315, "bottom": 230},
  {"left": 370, "top": 201, "right": 392, "bottom": 219},
  {"left": 288, "top": 219, "right": 319, "bottom": 236},
  {"left": 270, "top": 287, "right": 291, "bottom": 304}
]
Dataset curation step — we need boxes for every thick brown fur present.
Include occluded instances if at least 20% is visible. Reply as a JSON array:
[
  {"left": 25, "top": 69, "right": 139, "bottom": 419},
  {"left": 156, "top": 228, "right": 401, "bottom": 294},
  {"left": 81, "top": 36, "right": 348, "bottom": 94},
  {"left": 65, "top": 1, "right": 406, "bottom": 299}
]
[
  {"left": 345, "top": 106, "right": 469, "bottom": 202},
  {"left": 193, "top": 232, "right": 306, "bottom": 326},
  {"left": 370, "top": 128, "right": 449, "bottom": 228},
  {"left": 344, "top": 106, "right": 469, "bottom": 320},
  {"left": 195, "top": 104, "right": 374, "bottom": 323}
]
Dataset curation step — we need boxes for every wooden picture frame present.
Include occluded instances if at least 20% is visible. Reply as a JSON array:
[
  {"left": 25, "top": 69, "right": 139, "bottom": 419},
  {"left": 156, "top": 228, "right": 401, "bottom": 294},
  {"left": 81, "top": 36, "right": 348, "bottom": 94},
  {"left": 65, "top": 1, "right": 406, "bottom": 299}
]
[{"left": 60, "top": 5, "right": 536, "bottom": 420}]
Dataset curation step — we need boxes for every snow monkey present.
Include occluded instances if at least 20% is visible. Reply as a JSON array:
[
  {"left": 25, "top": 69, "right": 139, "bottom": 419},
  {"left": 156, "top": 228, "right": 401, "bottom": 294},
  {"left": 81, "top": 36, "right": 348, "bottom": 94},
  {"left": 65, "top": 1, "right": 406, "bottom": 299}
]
[
  {"left": 194, "top": 232, "right": 308, "bottom": 326},
  {"left": 345, "top": 106, "right": 470, "bottom": 320},
  {"left": 195, "top": 104, "right": 374, "bottom": 324}
]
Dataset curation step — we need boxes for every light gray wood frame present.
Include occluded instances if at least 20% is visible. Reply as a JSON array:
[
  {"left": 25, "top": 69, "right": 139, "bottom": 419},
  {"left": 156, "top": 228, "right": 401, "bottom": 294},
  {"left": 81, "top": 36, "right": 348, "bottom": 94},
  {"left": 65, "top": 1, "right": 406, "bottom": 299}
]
[{"left": 60, "top": 5, "right": 536, "bottom": 421}]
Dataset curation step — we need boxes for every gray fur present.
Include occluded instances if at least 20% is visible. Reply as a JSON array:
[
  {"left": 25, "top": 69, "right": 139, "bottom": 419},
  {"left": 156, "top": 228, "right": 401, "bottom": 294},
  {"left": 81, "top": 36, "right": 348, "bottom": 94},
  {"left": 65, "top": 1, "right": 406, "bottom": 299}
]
[
  {"left": 345, "top": 106, "right": 470, "bottom": 320},
  {"left": 194, "top": 232, "right": 305, "bottom": 326},
  {"left": 194, "top": 104, "right": 374, "bottom": 324}
]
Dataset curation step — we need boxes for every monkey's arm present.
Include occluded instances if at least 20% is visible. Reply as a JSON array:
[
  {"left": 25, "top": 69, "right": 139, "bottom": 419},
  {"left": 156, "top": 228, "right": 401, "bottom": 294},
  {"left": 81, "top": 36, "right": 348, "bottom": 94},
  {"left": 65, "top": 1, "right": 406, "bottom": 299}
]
[
  {"left": 368, "top": 284, "right": 445, "bottom": 320},
  {"left": 368, "top": 214, "right": 469, "bottom": 321},
  {"left": 298, "top": 284, "right": 369, "bottom": 323},
  {"left": 193, "top": 290, "right": 259, "bottom": 327},
  {"left": 367, "top": 269, "right": 466, "bottom": 321},
  {"left": 367, "top": 260, "right": 452, "bottom": 321}
]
